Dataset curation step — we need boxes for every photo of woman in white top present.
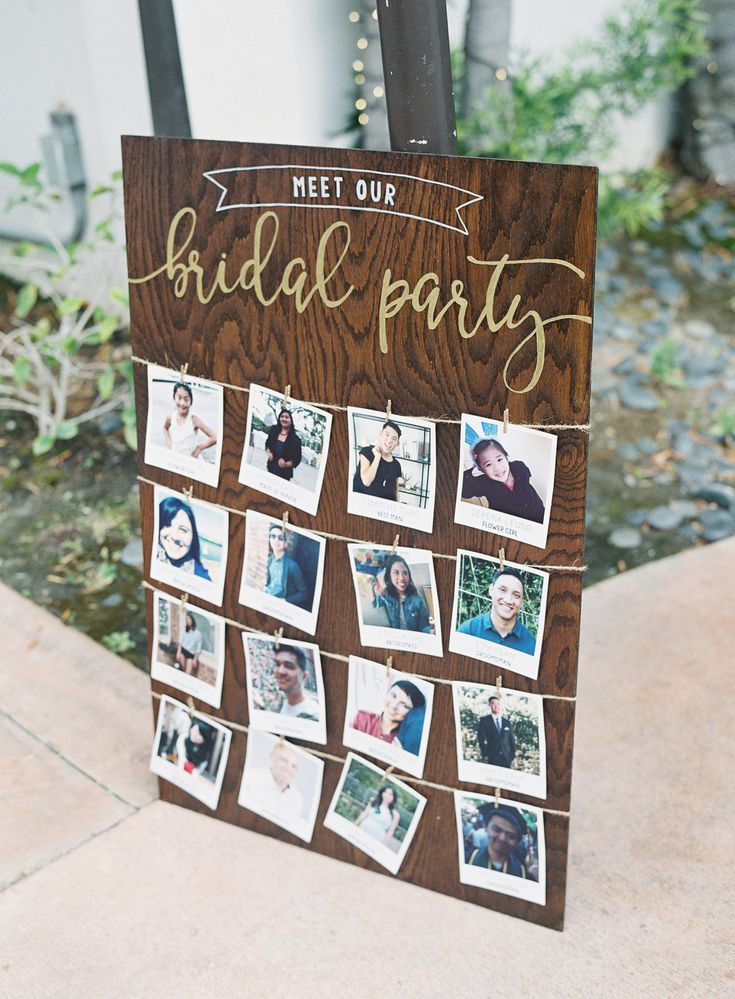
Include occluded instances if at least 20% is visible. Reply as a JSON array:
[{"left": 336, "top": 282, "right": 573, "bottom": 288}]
[
  {"left": 357, "top": 784, "right": 401, "bottom": 845},
  {"left": 163, "top": 381, "right": 217, "bottom": 460}
]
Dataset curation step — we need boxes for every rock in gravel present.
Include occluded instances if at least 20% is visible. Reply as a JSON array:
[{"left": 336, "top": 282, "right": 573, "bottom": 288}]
[
  {"left": 670, "top": 500, "right": 700, "bottom": 519},
  {"left": 693, "top": 483, "right": 735, "bottom": 510},
  {"left": 618, "top": 443, "right": 639, "bottom": 461},
  {"left": 608, "top": 527, "right": 642, "bottom": 549},
  {"left": 646, "top": 506, "right": 684, "bottom": 531},
  {"left": 698, "top": 508, "right": 735, "bottom": 543},
  {"left": 618, "top": 380, "right": 660, "bottom": 412},
  {"left": 683, "top": 319, "right": 716, "bottom": 340},
  {"left": 626, "top": 510, "right": 648, "bottom": 527},
  {"left": 119, "top": 536, "right": 143, "bottom": 569}
]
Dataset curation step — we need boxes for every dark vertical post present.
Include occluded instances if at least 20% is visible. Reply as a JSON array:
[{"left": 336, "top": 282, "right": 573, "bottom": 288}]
[
  {"left": 138, "top": 0, "right": 192, "bottom": 138},
  {"left": 375, "top": 0, "right": 457, "bottom": 155}
]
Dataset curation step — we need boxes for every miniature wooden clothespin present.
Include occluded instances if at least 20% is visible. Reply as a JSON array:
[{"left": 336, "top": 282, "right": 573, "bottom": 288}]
[
  {"left": 385, "top": 399, "right": 393, "bottom": 420},
  {"left": 496, "top": 675, "right": 502, "bottom": 697},
  {"left": 180, "top": 593, "right": 189, "bottom": 610},
  {"left": 499, "top": 547, "right": 506, "bottom": 571},
  {"left": 182, "top": 485, "right": 193, "bottom": 501},
  {"left": 274, "top": 627, "right": 283, "bottom": 650},
  {"left": 385, "top": 766, "right": 395, "bottom": 777},
  {"left": 179, "top": 362, "right": 189, "bottom": 382},
  {"left": 503, "top": 408, "right": 509, "bottom": 433},
  {"left": 187, "top": 696, "right": 195, "bottom": 717},
  {"left": 390, "top": 534, "right": 400, "bottom": 554},
  {"left": 278, "top": 733, "right": 286, "bottom": 746},
  {"left": 282, "top": 510, "right": 289, "bottom": 533},
  {"left": 386, "top": 655, "right": 393, "bottom": 675},
  {"left": 495, "top": 787, "right": 501, "bottom": 807},
  {"left": 283, "top": 384, "right": 291, "bottom": 408}
]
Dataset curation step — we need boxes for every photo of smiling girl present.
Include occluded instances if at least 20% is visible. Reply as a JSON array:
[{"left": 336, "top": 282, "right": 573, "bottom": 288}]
[
  {"left": 343, "top": 656, "right": 434, "bottom": 777},
  {"left": 454, "top": 414, "right": 557, "bottom": 550},
  {"left": 150, "top": 486, "right": 229, "bottom": 605},
  {"left": 144, "top": 364, "right": 224, "bottom": 487}
]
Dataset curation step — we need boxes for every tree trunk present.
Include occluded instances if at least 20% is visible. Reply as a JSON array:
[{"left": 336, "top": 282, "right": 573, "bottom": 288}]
[
  {"left": 679, "top": 0, "right": 735, "bottom": 184},
  {"left": 462, "top": 0, "right": 512, "bottom": 148}
]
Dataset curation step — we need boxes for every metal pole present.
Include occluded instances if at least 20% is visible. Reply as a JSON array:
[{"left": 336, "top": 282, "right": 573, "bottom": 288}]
[
  {"left": 138, "top": 0, "right": 192, "bottom": 138},
  {"left": 375, "top": 0, "right": 457, "bottom": 155}
]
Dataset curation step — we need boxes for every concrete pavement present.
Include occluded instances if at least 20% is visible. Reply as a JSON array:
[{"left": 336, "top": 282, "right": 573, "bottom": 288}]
[{"left": 1, "top": 539, "right": 733, "bottom": 997}]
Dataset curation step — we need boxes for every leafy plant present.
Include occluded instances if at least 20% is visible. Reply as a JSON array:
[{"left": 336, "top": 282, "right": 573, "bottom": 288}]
[
  {"left": 101, "top": 630, "right": 136, "bottom": 654},
  {"left": 0, "top": 164, "right": 134, "bottom": 453},
  {"left": 455, "top": 0, "right": 709, "bottom": 236},
  {"left": 650, "top": 337, "right": 685, "bottom": 387},
  {"left": 709, "top": 409, "right": 735, "bottom": 444}
]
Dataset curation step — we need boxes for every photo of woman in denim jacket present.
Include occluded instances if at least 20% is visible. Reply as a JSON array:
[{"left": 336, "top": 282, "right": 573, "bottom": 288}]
[{"left": 371, "top": 555, "right": 433, "bottom": 634}]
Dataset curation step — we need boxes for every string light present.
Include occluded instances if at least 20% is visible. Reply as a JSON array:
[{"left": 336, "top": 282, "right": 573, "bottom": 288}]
[
  {"left": 352, "top": 59, "right": 364, "bottom": 71},
  {"left": 373, "top": 85, "right": 384, "bottom": 98},
  {"left": 357, "top": 37, "right": 368, "bottom": 50},
  {"left": 355, "top": 98, "right": 367, "bottom": 111},
  {"left": 495, "top": 68, "right": 508, "bottom": 81},
  {"left": 358, "top": 113, "right": 369, "bottom": 125},
  {"left": 348, "top": 10, "right": 359, "bottom": 22},
  {"left": 371, "top": 7, "right": 378, "bottom": 18},
  {"left": 355, "top": 73, "right": 365, "bottom": 85}
]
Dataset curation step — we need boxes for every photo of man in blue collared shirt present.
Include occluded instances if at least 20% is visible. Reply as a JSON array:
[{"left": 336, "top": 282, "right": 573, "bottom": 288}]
[{"left": 457, "top": 568, "right": 536, "bottom": 655}]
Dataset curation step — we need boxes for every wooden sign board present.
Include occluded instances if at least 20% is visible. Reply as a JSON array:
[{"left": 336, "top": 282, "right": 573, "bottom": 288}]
[{"left": 122, "top": 136, "right": 596, "bottom": 931}]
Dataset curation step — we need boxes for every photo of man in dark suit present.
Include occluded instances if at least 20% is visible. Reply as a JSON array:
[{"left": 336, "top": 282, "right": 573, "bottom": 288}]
[{"left": 477, "top": 695, "right": 516, "bottom": 769}]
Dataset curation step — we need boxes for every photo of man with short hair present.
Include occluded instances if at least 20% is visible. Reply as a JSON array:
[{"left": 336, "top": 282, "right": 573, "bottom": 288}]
[
  {"left": 458, "top": 567, "right": 536, "bottom": 655},
  {"left": 275, "top": 644, "right": 320, "bottom": 722},
  {"left": 243, "top": 634, "right": 327, "bottom": 744},
  {"left": 353, "top": 419, "right": 403, "bottom": 501},
  {"left": 450, "top": 551, "right": 548, "bottom": 679},
  {"left": 238, "top": 730, "right": 324, "bottom": 843},
  {"left": 454, "top": 792, "right": 546, "bottom": 905},
  {"left": 477, "top": 695, "right": 517, "bottom": 769}
]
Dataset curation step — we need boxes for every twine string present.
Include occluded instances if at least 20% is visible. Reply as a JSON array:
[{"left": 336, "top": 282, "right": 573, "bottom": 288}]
[
  {"left": 131, "top": 354, "right": 590, "bottom": 432},
  {"left": 149, "top": 688, "right": 571, "bottom": 818}
]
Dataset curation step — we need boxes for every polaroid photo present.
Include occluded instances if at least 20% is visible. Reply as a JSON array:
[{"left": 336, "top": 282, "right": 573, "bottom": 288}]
[
  {"left": 237, "top": 730, "right": 324, "bottom": 843},
  {"left": 150, "top": 592, "right": 226, "bottom": 709},
  {"left": 347, "top": 543, "right": 443, "bottom": 658},
  {"left": 347, "top": 407, "right": 437, "bottom": 534},
  {"left": 449, "top": 550, "right": 548, "bottom": 680},
  {"left": 451, "top": 682, "right": 547, "bottom": 799},
  {"left": 150, "top": 485, "right": 229, "bottom": 606},
  {"left": 238, "top": 383, "right": 333, "bottom": 517},
  {"left": 454, "top": 791, "right": 546, "bottom": 905},
  {"left": 243, "top": 633, "right": 327, "bottom": 745},
  {"left": 238, "top": 509, "right": 326, "bottom": 635},
  {"left": 144, "top": 364, "right": 224, "bottom": 487},
  {"left": 454, "top": 414, "right": 557, "bottom": 550},
  {"left": 342, "top": 655, "right": 434, "bottom": 778},
  {"left": 324, "top": 753, "right": 426, "bottom": 876},
  {"left": 150, "top": 694, "right": 231, "bottom": 811}
]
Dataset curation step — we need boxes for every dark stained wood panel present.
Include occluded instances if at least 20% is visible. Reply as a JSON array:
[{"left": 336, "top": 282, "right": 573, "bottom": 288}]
[{"left": 125, "top": 136, "right": 596, "bottom": 932}]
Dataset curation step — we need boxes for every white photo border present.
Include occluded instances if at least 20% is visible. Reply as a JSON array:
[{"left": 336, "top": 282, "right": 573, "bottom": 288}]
[
  {"left": 448, "top": 549, "right": 549, "bottom": 680},
  {"left": 451, "top": 681, "right": 547, "bottom": 799},
  {"left": 238, "top": 383, "right": 333, "bottom": 517},
  {"left": 150, "top": 485, "right": 229, "bottom": 607},
  {"left": 238, "top": 509, "right": 327, "bottom": 635},
  {"left": 149, "top": 694, "right": 231, "bottom": 811},
  {"left": 346, "top": 406, "right": 437, "bottom": 534},
  {"left": 150, "top": 591, "right": 227, "bottom": 709},
  {"left": 237, "top": 731, "right": 324, "bottom": 843},
  {"left": 342, "top": 655, "right": 435, "bottom": 778},
  {"left": 323, "top": 752, "right": 427, "bottom": 876},
  {"left": 347, "top": 542, "right": 443, "bottom": 658},
  {"left": 453, "top": 415, "right": 557, "bottom": 551},
  {"left": 454, "top": 790, "right": 546, "bottom": 905},
  {"left": 144, "top": 364, "right": 224, "bottom": 487},
  {"left": 243, "top": 633, "right": 327, "bottom": 745}
]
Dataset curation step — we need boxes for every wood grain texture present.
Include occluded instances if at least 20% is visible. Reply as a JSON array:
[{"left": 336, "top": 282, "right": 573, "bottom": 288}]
[{"left": 126, "top": 136, "right": 596, "bottom": 932}]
